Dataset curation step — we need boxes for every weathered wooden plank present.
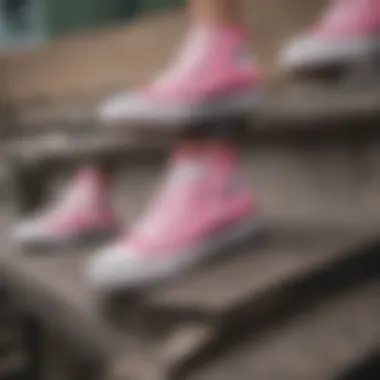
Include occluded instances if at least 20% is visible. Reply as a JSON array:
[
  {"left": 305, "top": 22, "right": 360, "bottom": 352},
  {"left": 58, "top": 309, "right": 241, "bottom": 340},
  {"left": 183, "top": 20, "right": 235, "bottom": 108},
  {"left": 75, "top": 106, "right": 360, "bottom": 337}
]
[
  {"left": 3, "top": 222, "right": 378, "bottom": 360},
  {"left": 2, "top": 133, "right": 170, "bottom": 164},
  {"left": 257, "top": 86, "right": 380, "bottom": 132},
  {"left": 142, "top": 225, "right": 379, "bottom": 317},
  {"left": 191, "top": 280, "right": 380, "bottom": 380}
]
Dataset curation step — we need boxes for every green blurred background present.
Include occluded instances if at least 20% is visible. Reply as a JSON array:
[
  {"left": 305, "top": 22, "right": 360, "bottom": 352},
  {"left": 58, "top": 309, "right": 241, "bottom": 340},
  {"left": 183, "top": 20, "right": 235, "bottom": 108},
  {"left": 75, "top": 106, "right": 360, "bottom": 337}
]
[{"left": 0, "top": 0, "right": 185, "bottom": 50}]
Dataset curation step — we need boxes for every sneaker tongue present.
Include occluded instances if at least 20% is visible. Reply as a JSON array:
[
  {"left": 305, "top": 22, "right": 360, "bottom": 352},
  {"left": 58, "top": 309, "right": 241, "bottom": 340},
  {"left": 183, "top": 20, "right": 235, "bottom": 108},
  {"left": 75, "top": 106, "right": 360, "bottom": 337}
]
[
  {"left": 51, "top": 172, "right": 97, "bottom": 217},
  {"left": 166, "top": 161, "right": 204, "bottom": 189},
  {"left": 154, "top": 26, "right": 214, "bottom": 86},
  {"left": 51, "top": 186, "right": 88, "bottom": 218},
  {"left": 131, "top": 160, "right": 205, "bottom": 239},
  {"left": 157, "top": 155, "right": 206, "bottom": 201}
]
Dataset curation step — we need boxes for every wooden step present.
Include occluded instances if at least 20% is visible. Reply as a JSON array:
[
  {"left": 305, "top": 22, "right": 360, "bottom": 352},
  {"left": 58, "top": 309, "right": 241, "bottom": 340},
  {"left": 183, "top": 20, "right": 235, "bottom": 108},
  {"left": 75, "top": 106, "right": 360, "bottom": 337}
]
[
  {"left": 7, "top": 85, "right": 380, "bottom": 164},
  {"left": 3, "top": 222, "right": 379, "bottom": 362},
  {"left": 7, "top": 131, "right": 380, "bottom": 227},
  {"left": 2, "top": 132, "right": 169, "bottom": 165},
  {"left": 258, "top": 86, "right": 380, "bottom": 134},
  {"left": 189, "top": 279, "right": 380, "bottom": 380},
  {"left": 141, "top": 225, "right": 380, "bottom": 320},
  {"left": 104, "top": 226, "right": 380, "bottom": 380}
]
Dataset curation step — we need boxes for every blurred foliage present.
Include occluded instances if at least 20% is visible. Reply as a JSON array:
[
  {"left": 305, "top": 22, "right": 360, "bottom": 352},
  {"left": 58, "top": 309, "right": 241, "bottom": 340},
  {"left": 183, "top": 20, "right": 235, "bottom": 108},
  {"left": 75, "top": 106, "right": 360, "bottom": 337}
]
[
  {"left": 48, "top": 0, "right": 185, "bottom": 38},
  {"left": 0, "top": 0, "right": 185, "bottom": 49}
]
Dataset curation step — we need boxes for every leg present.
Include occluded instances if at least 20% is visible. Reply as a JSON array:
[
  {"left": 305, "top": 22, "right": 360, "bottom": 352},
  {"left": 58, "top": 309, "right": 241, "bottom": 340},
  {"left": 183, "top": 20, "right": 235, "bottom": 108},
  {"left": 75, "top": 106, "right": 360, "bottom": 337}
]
[{"left": 189, "top": 0, "right": 243, "bottom": 26}]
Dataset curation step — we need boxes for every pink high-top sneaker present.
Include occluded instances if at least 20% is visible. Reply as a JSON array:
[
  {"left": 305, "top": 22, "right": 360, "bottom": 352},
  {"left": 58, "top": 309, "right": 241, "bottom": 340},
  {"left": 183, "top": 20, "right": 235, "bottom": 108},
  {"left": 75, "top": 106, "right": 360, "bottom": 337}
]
[
  {"left": 88, "top": 146, "right": 261, "bottom": 289},
  {"left": 13, "top": 167, "right": 118, "bottom": 250},
  {"left": 99, "top": 26, "right": 262, "bottom": 126},
  {"left": 281, "top": 0, "right": 380, "bottom": 72}
]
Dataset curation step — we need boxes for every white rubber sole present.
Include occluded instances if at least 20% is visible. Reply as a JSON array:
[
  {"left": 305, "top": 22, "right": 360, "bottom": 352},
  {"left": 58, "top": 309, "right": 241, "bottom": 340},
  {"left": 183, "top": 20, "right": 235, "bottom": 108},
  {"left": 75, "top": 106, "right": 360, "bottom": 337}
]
[
  {"left": 89, "top": 215, "right": 262, "bottom": 291},
  {"left": 16, "top": 225, "right": 118, "bottom": 253},
  {"left": 281, "top": 35, "right": 380, "bottom": 73},
  {"left": 100, "top": 88, "right": 262, "bottom": 129}
]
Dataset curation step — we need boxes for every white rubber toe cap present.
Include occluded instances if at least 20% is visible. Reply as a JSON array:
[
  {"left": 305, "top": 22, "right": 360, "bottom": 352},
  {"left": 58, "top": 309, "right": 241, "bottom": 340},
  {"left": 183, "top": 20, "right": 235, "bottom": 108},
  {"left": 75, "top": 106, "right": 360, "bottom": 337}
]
[
  {"left": 99, "top": 92, "right": 145, "bottom": 122},
  {"left": 280, "top": 35, "right": 371, "bottom": 71},
  {"left": 98, "top": 91, "right": 187, "bottom": 125},
  {"left": 12, "top": 219, "right": 49, "bottom": 245},
  {"left": 87, "top": 244, "right": 149, "bottom": 289},
  {"left": 280, "top": 36, "right": 326, "bottom": 70}
]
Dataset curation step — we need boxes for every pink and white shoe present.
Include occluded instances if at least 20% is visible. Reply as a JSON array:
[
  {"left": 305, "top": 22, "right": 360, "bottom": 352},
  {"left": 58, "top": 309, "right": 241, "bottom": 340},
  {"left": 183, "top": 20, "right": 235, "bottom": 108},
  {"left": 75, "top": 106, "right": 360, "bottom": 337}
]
[
  {"left": 12, "top": 167, "right": 118, "bottom": 250},
  {"left": 88, "top": 146, "right": 261, "bottom": 289},
  {"left": 281, "top": 0, "right": 380, "bottom": 72},
  {"left": 99, "top": 26, "right": 262, "bottom": 126}
]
